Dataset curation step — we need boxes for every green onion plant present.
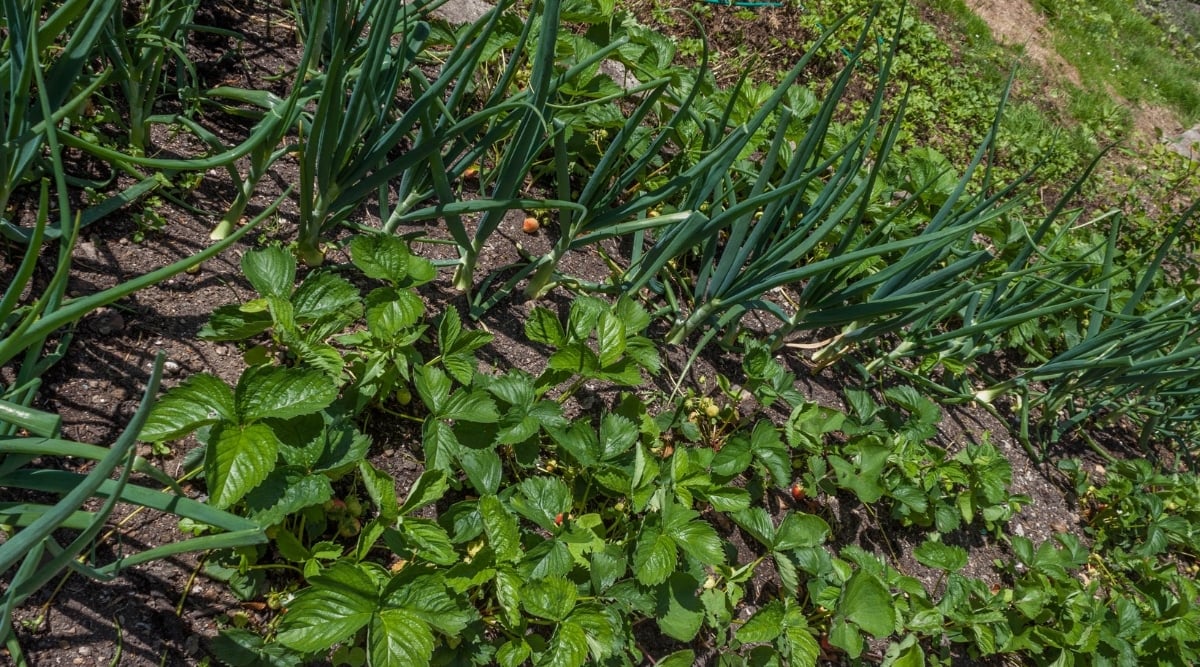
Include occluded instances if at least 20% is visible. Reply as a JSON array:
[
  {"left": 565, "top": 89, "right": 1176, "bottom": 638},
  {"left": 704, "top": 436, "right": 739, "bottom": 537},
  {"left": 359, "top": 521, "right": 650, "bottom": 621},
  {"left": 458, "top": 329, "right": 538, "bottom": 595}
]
[
  {"left": 0, "top": 357, "right": 266, "bottom": 662},
  {"left": 0, "top": 0, "right": 119, "bottom": 242},
  {"left": 99, "top": 0, "right": 201, "bottom": 154},
  {"left": 621, "top": 6, "right": 1024, "bottom": 365},
  {"left": 976, "top": 202, "right": 1200, "bottom": 458},
  {"left": 0, "top": 138, "right": 276, "bottom": 664},
  {"left": 864, "top": 151, "right": 1118, "bottom": 387}
]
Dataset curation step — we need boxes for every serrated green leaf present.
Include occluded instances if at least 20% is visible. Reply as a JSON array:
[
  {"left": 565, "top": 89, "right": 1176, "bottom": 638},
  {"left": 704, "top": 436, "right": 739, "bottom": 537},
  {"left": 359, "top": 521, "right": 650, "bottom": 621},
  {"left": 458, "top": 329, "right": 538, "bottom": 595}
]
[
  {"left": 567, "top": 296, "right": 606, "bottom": 341},
  {"left": 668, "top": 517, "right": 724, "bottom": 566},
  {"left": 244, "top": 466, "right": 333, "bottom": 527},
  {"left": 541, "top": 621, "right": 588, "bottom": 667},
  {"left": 712, "top": 435, "right": 753, "bottom": 479},
  {"left": 549, "top": 421, "right": 597, "bottom": 466},
  {"left": 597, "top": 358, "right": 645, "bottom": 386},
  {"left": 415, "top": 366, "right": 452, "bottom": 415},
  {"left": 599, "top": 413, "right": 638, "bottom": 459},
  {"left": 525, "top": 307, "right": 566, "bottom": 347},
  {"left": 236, "top": 366, "right": 338, "bottom": 422},
  {"left": 199, "top": 304, "right": 273, "bottom": 341},
  {"left": 439, "top": 500, "right": 482, "bottom": 544},
  {"left": 829, "top": 444, "right": 888, "bottom": 504},
  {"left": 786, "top": 402, "right": 843, "bottom": 450},
  {"left": 523, "top": 577, "right": 577, "bottom": 621},
  {"left": 511, "top": 476, "right": 571, "bottom": 531},
  {"left": 657, "top": 650, "right": 697, "bottom": 667},
  {"left": 348, "top": 235, "right": 406, "bottom": 283},
  {"left": 289, "top": 339, "right": 345, "bottom": 378},
  {"left": 437, "top": 308, "right": 491, "bottom": 384},
  {"left": 494, "top": 567, "right": 523, "bottom": 628},
  {"left": 828, "top": 617, "right": 863, "bottom": 659},
  {"left": 458, "top": 446, "right": 502, "bottom": 495},
  {"left": 783, "top": 613, "right": 820, "bottom": 667},
  {"left": 547, "top": 343, "right": 601, "bottom": 376},
  {"left": 314, "top": 419, "right": 371, "bottom": 474},
  {"left": 271, "top": 413, "right": 325, "bottom": 468},
  {"left": 496, "top": 639, "right": 531, "bottom": 667},
  {"left": 266, "top": 296, "right": 297, "bottom": 338},
  {"left": 633, "top": 525, "right": 676, "bottom": 586},
  {"left": 365, "top": 287, "right": 425, "bottom": 339},
  {"left": 498, "top": 399, "right": 564, "bottom": 445},
  {"left": 271, "top": 411, "right": 369, "bottom": 475},
  {"left": 360, "top": 460, "right": 399, "bottom": 521},
  {"left": 731, "top": 507, "right": 775, "bottom": 547},
  {"left": 570, "top": 605, "right": 620, "bottom": 661},
  {"left": 623, "top": 338, "right": 661, "bottom": 374},
  {"left": 481, "top": 370, "right": 534, "bottom": 406},
  {"left": 369, "top": 609, "right": 435, "bottom": 667},
  {"left": 590, "top": 543, "right": 626, "bottom": 592},
  {"left": 276, "top": 562, "right": 378, "bottom": 652},
  {"left": 441, "top": 388, "right": 499, "bottom": 423},
  {"left": 523, "top": 538, "right": 573, "bottom": 580},
  {"left": 292, "top": 271, "right": 361, "bottom": 322},
  {"left": 437, "top": 306, "right": 464, "bottom": 348},
  {"left": 273, "top": 527, "right": 312, "bottom": 563},
  {"left": 399, "top": 470, "right": 449, "bottom": 516},
  {"left": 422, "top": 421, "right": 459, "bottom": 473},
  {"left": 702, "top": 486, "right": 751, "bottom": 512},
  {"left": 613, "top": 297, "right": 651, "bottom": 333},
  {"left": 211, "top": 628, "right": 301, "bottom": 667},
  {"left": 560, "top": 0, "right": 610, "bottom": 22},
  {"left": 657, "top": 572, "right": 704, "bottom": 641},
  {"left": 597, "top": 312, "right": 626, "bottom": 367},
  {"left": 243, "top": 246, "right": 295, "bottom": 299},
  {"left": 601, "top": 582, "right": 655, "bottom": 619},
  {"left": 349, "top": 235, "right": 429, "bottom": 287},
  {"left": 884, "top": 636, "right": 926, "bottom": 667},
  {"left": 356, "top": 518, "right": 388, "bottom": 562},
  {"left": 737, "top": 601, "right": 785, "bottom": 643},
  {"left": 398, "top": 518, "right": 458, "bottom": 566},
  {"left": 774, "top": 512, "right": 830, "bottom": 551},
  {"left": 383, "top": 572, "right": 475, "bottom": 635},
  {"left": 914, "top": 540, "right": 968, "bottom": 573},
  {"left": 750, "top": 421, "right": 792, "bottom": 489},
  {"left": 141, "top": 373, "right": 236, "bottom": 442},
  {"left": 776, "top": 551, "right": 800, "bottom": 592},
  {"left": 444, "top": 556, "right": 494, "bottom": 595},
  {"left": 480, "top": 495, "right": 521, "bottom": 562},
  {"left": 441, "top": 352, "right": 477, "bottom": 387},
  {"left": 310, "top": 541, "right": 342, "bottom": 560},
  {"left": 971, "top": 624, "right": 995, "bottom": 655},
  {"left": 207, "top": 422, "right": 279, "bottom": 508},
  {"left": 840, "top": 570, "right": 895, "bottom": 637}
]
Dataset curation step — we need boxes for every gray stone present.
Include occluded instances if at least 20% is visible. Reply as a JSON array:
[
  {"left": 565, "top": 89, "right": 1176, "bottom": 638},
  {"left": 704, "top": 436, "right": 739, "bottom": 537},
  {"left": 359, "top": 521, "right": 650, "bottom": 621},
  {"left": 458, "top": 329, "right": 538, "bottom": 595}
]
[
  {"left": 1167, "top": 125, "right": 1200, "bottom": 161},
  {"left": 427, "top": 0, "right": 494, "bottom": 24}
]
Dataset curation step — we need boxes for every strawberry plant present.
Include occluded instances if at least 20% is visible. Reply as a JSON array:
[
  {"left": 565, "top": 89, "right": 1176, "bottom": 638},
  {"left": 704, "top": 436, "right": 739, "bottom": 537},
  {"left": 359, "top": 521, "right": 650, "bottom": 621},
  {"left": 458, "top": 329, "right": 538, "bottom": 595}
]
[
  {"left": 524, "top": 295, "right": 661, "bottom": 399},
  {"left": 198, "top": 236, "right": 443, "bottom": 414},
  {"left": 790, "top": 387, "right": 1028, "bottom": 535},
  {"left": 139, "top": 364, "right": 347, "bottom": 509}
]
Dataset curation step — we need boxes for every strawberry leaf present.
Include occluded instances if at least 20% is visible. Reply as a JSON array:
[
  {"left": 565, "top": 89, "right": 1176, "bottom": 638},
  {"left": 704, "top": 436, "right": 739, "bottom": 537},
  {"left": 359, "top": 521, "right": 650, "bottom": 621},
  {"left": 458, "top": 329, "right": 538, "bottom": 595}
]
[
  {"left": 140, "top": 373, "right": 235, "bottom": 442},
  {"left": 206, "top": 422, "right": 280, "bottom": 508}
]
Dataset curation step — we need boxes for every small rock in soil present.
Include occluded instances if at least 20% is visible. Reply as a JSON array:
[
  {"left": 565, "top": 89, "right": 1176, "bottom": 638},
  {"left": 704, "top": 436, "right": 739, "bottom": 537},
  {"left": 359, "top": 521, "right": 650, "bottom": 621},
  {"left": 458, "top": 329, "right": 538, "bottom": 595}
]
[
  {"left": 77, "top": 241, "right": 99, "bottom": 262},
  {"left": 87, "top": 308, "right": 125, "bottom": 335}
]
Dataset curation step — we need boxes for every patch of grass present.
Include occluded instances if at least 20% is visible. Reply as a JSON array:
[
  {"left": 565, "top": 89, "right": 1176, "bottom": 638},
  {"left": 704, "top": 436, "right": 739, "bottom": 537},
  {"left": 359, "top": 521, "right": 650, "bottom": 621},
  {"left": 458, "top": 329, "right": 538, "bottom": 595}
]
[{"left": 1035, "top": 0, "right": 1200, "bottom": 124}]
